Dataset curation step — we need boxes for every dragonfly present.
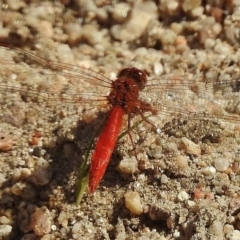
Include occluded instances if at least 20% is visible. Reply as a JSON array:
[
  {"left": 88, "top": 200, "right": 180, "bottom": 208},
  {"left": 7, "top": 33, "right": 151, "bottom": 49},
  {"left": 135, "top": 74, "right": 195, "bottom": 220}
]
[{"left": 0, "top": 43, "right": 240, "bottom": 196}]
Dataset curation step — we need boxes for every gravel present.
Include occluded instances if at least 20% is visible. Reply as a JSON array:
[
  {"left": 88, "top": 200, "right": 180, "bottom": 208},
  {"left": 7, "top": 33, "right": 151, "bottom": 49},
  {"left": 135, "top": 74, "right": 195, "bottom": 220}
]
[{"left": 0, "top": 0, "right": 240, "bottom": 239}]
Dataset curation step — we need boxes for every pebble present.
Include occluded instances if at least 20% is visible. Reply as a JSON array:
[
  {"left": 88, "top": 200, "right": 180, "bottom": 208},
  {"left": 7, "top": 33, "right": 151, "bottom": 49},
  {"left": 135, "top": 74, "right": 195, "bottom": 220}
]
[
  {"left": 202, "top": 166, "right": 216, "bottom": 177},
  {"left": 214, "top": 41, "right": 233, "bottom": 55},
  {"left": 30, "top": 206, "right": 51, "bottom": 236},
  {"left": 177, "top": 191, "right": 189, "bottom": 202},
  {"left": 2, "top": 0, "right": 240, "bottom": 239},
  {"left": 0, "top": 136, "right": 14, "bottom": 151},
  {"left": 0, "top": 224, "right": 12, "bottom": 236},
  {"left": 214, "top": 158, "right": 230, "bottom": 172},
  {"left": 208, "top": 220, "right": 224, "bottom": 238},
  {"left": 118, "top": 157, "right": 138, "bottom": 174},
  {"left": 64, "top": 22, "right": 82, "bottom": 45},
  {"left": 224, "top": 224, "right": 234, "bottom": 235},
  {"left": 228, "top": 230, "right": 240, "bottom": 240},
  {"left": 56, "top": 44, "right": 75, "bottom": 64},
  {"left": 204, "top": 38, "right": 216, "bottom": 49},
  {"left": 0, "top": 216, "right": 11, "bottom": 224},
  {"left": 182, "top": 0, "right": 201, "bottom": 12},
  {"left": 83, "top": 24, "right": 104, "bottom": 45},
  {"left": 172, "top": 230, "right": 181, "bottom": 238},
  {"left": 72, "top": 222, "right": 81, "bottom": 234},
  {"left": 191, "top": 6, "right": 204, "bottom": 17},
  {"left": 186, "top": 200, "right": 196, "bottom": 208},
  {"left": 174, "top": 155, "right": 189, "bottom": 173},
  {"left": 180, "top": 137, "right": 201, "bottom": 155},
  {"left": 30, "top": 166, "right": 52, "bottom": 185},
  {"left": 111, "top": 1, "right": 158, "bottom": 41},
  {"left": 161, "top": 174, "right": 168, "bottom": 184},
  {"left": 111, "top": 2, "right": 130, "bottom": 23},
  {"left": 124, "top": 191, "right": 143, "bottom": 215}
]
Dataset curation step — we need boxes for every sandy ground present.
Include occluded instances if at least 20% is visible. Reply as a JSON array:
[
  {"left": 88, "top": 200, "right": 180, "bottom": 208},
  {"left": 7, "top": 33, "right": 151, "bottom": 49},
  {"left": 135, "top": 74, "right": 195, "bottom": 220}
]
[{"left": 0, "top": 0, "right": 240, "bottom": 239}]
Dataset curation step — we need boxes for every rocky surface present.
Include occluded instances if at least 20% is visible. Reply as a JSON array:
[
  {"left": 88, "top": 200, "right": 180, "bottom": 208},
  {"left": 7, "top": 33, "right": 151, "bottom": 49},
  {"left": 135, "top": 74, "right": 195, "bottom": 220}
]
[{"left": 0, "top": 0, "right": 240, "bottom": 239}]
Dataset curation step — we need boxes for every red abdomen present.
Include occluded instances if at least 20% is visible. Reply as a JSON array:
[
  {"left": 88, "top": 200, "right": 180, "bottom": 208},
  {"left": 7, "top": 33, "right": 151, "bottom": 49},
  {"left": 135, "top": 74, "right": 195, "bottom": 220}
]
[{"left": 89, "top": 106, "right": 124, "bottom": 193}]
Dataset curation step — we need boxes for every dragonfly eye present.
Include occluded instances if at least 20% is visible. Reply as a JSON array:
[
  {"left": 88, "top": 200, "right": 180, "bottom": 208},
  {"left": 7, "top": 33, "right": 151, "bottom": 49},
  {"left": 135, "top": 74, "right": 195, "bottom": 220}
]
[{"left": 117, "top": 67, "right": 147, "bottom": 90}]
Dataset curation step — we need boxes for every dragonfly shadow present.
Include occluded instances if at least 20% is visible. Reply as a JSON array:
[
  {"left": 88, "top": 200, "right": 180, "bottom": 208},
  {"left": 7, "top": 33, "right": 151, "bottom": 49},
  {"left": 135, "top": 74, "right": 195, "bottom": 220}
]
[
  {"left": 0, "top": 109, "right": 113, "bottom": 237},
  {"left": 45, "top": 110, "right": 111, "bottom": 205}
]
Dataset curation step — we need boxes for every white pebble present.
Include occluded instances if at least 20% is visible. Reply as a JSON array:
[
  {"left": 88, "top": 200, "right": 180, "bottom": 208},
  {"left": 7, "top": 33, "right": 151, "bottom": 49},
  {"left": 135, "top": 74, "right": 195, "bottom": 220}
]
[
  {"left": 186, "top": 200, "right": 196, "bottom": 208},
  {"left": 229, "top": 230, "right": 240, "bottom": 240},
  {"left": 173, "top": 230, "right": 181, "bottom": 238},
  {"left": 214, "top": 158, "right": 229, "bottom": 172},
  {"left": 153, "top": 62, "right": 164, "bottom": 75},
  {"left": 177, "top": 191, "right": 189, "bottom": 202},
  {"left": 202, "top": 166, "right": 216, "bottom": 177},
  {"left": 0, "top": 225, "right": 12, "bottom": 236},
  {"left": 124, "top": 191, "right": 143, "bottom": 215},
  {"left": 161, "top": 174, "right": 168, "bottom": 184},
  {"left": 118, "top": 157, "right": 138, "bottom": 174}
]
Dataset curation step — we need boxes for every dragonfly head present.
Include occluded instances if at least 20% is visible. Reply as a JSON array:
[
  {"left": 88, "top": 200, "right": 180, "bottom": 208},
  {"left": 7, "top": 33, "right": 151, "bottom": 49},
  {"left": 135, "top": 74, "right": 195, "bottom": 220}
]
[{"left": 117, "top": 67, "right": 147, "bottom": 90}]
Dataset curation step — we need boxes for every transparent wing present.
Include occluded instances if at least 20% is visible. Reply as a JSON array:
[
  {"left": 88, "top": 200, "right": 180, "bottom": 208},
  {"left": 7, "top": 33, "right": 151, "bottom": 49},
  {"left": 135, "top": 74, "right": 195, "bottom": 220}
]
[
  {"left": 142, "top": 74, "right": 240, "bottom": 125},
  {"left": 0, "top": 43, "right": 111, "bottom": 106}
]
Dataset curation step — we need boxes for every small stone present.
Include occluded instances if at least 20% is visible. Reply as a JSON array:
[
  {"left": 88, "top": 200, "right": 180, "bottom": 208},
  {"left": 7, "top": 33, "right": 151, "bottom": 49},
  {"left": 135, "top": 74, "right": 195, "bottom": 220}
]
[
  {"left": 83, "top": 24, "right": 104, "bottom": 45},
  {"left": 180, "top": 137, "right": 201, "bottom": 155},
  {"left": 12, "top": 168, "right": 22, "bottom": 181},
  {"left": 215, "top": 158, "right": 229, "bottom": 172},
  {"left": 191, "top": 6, "right": 204, "bottom": 17},
  {"left": 224, "top": 224, "right": 234, "bottom": 235},
  {"left": 111, "top": 1, "right": 158, "bottom": 41},
  {"left": 21, "top": 168, "right": 32, "bottom": 178},
  {"left": 208, "top": 220, "right": 224, "bottom": 238},
  {"left": 182, "top": 0, "right": 201, "bottom": 12},
  {"left": 172, "top": 230, "right": 181, "bottom": 238},
  {"left": 11, "top": 182, "right": 26, "bottom": 196},
  {"left": 111, "top": 2, "right": 130, "bottom": 23},
  {"left": 124, "top": 191, "right": 143, "bottom": 215},
  {"left": 118, "top": 157, "right": 138, "bottom": 174},
  {"left": 161, "top": 174, "right": 168, "bottom": 184},
  {"left": 177, "top": 191, "right": 189, "bottom": 202},
  {"left": 204, "top": 38, "right": 216, "bottom": 49},
  {"left": 64, "top": 22, "right": 82, "bottom": 45},
  {"left": 214, "top": 41, "right": 233, "bottom": 55},
  {"left": 72, "top": 222, "right": 81, "bottom": 234},
  {"left": 202, "top": 166, "right": 216, "bottom": 177},
  {"left": 0, "top": 225, "right": 12, "bottom": 236},
  {"left": 229, "top": 230, "right": 240, "bottom": 240},
  {"left": 0, "top": 216, "right": 11, "bottom": 224},
  {"left": 30, "top": 166, "right": 52, "bottom": 186},
  {"left": 30, "top": 206, "right": 51, "bottom": 236},
  {"left": 0, "top": 136, "right": 14, "bottom": 151},
  {"left": 186, "top": 200, "right": 196, "bottom": 208},
  {"left": 174, "top": 155, "right": 189, "bottom": 173}
]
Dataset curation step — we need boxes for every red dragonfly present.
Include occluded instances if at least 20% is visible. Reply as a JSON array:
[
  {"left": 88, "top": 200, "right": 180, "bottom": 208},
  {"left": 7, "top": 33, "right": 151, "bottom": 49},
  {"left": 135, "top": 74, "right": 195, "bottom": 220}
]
[{"left": 0, "top": 43, "right": 240, "bottom": 194}]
